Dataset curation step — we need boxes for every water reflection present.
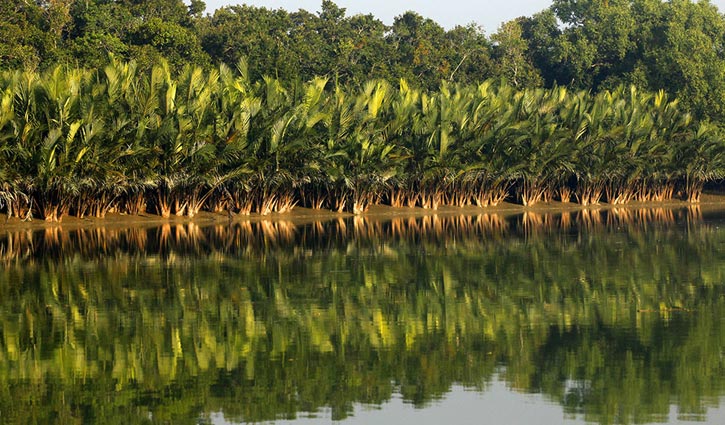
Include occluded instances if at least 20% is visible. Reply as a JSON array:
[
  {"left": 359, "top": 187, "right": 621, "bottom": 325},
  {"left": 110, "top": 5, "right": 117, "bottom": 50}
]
[
  {"left": 0, "top": 207, "right": 723, "bottom": 424},
  {"left": 0, "top": 206, "right": 711, "bottom": 261}
]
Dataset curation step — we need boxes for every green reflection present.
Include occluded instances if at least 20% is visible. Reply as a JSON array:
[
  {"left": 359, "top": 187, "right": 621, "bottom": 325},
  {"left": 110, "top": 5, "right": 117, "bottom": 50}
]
[{"left": 0, "top": 207, "right": 724, "bottom": 424}]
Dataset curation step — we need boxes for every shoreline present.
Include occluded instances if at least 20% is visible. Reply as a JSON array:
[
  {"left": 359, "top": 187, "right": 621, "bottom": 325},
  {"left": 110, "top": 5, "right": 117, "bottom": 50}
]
[{"left": 2, "top": 194, "right": 725, "bottom": 233}]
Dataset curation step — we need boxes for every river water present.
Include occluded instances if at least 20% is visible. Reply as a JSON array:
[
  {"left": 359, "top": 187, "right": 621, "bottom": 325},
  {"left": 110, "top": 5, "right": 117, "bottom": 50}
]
[{"left": 0, "top": 207, "right": 723, "bottom": 424}]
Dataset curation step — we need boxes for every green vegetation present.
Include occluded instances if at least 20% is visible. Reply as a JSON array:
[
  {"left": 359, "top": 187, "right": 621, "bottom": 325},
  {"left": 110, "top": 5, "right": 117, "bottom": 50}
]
[
  {"left": 0, "top": 61, "right": 723, "bottom": 220},
  {"left": 2, "top": 1, "right": 725, "bottom": 218},
  {"left": 3, "top": 1, "right": 725, "bottom": 118},
  {"left": 0, "top": 212, "right": 723, "bottom": 423}
]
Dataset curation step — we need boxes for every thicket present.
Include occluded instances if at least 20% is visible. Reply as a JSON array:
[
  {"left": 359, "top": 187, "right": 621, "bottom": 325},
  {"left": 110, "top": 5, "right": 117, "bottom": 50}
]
[
  {"left": 2, "top": 1, "right": 725, "bottom": 219},
  {"left": 0, "top": 60, "right": 723, "bottom": 221}
]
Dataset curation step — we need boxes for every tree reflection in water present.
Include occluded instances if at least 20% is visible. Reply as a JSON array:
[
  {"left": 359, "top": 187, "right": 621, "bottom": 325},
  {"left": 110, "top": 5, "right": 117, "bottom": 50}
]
[{"left": 0, "top": 206, "right": 723, "bottom": 424}]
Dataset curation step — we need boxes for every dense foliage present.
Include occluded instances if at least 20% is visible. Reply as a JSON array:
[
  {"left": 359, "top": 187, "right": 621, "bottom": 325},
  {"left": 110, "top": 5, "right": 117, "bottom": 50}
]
[
  {"left": 2, "top": 1, "right": 725, "bottom": 219},
  {"left": 3, "top": 1, "right": 725, "bottom": 120},
  {"left": 0, "top": 60, "right": 723, "bottom": 220},
  {"left": 0, "top": 212, "right": 724, "bottom": 423}
]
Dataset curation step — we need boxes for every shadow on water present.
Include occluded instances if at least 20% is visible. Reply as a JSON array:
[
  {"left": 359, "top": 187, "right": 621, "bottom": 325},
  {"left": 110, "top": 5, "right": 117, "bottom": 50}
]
[{"left": 0, "top": 206, "right": 723, "bottom": 424}]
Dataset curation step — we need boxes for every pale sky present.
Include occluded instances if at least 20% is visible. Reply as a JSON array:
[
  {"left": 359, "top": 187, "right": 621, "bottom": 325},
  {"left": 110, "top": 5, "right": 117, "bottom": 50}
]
[{"left": 201, "top": 0, "right": 725, "bottom": 34}]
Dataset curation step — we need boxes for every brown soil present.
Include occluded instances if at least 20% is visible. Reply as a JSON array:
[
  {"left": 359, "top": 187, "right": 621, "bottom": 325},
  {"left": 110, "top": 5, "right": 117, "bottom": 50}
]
[{"left": 2, "top": 193, "right": 725, "bottom": 232}]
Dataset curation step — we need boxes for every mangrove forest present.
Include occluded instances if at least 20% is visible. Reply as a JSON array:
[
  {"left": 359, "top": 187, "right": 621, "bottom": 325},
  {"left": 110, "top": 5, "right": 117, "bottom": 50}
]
[
  {"left": 0, "top": 60, "right": 723, "bottom": 221},
  {"left": 2, "top": 1, "right": 725, "bottom": 220}
]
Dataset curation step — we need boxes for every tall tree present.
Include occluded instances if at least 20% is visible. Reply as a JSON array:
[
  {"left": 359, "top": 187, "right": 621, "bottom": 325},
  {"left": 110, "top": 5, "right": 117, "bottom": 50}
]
[
  {"left": 388, "top": 11, "right": 449, "bottom": 89},
  {"left": 550, "top": 0, "right": 637, "bottom": 89},
  {"left": 201, "top": 5, "right": 298, "bottom": 81},
  {"left": 639, "top": 0, "right": 725, "bottom": 120},
  {"left": 0, "top": 1, "right": 56, "bottom": 69},
  {"left": 491, "top": 20, "right": 542, "bottom": 88},
  {"left": 443, "top": 24, "right": 494, "bottom": 84}
]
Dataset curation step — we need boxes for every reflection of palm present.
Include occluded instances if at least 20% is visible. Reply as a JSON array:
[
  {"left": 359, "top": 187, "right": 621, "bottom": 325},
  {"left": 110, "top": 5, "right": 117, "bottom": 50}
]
[{"left": 0, "top": 213, "right": 723, "bottom": 424}]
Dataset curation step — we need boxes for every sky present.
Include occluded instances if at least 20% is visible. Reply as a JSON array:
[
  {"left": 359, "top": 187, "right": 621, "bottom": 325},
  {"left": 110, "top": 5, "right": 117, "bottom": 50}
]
[{"left": 201, "top": 0, "right": 725, "bottom": 34}]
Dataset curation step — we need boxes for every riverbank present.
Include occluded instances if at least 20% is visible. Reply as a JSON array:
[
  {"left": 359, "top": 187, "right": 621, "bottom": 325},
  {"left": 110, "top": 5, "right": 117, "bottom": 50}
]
[{"left": 2, "top": 193, "right": 725, "bottom": 232}]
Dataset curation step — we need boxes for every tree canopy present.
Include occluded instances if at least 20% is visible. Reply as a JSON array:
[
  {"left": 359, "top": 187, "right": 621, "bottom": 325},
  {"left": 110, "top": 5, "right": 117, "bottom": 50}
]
[{"left": 2, "top": 0, "right": 725, "bottom": 121}]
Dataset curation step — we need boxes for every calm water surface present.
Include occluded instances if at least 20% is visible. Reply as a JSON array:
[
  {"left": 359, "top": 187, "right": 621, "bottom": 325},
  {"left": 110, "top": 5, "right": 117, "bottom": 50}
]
[{"left": 0, "top": 207, "right": 724, "bottom": 424}]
